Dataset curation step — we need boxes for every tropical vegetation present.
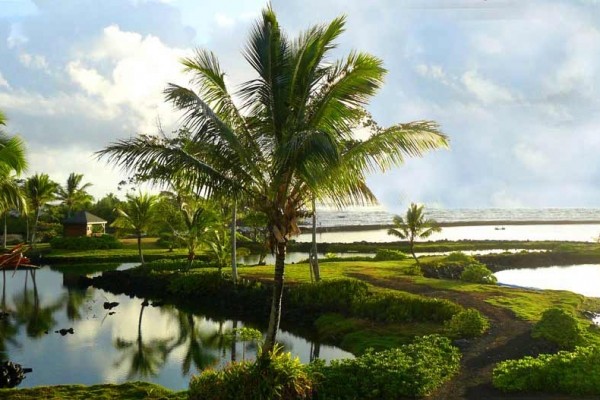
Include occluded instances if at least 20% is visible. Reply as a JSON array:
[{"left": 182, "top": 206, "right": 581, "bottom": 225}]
[{"left": 97, "top": 6, "right": 448, "bottom": 353}]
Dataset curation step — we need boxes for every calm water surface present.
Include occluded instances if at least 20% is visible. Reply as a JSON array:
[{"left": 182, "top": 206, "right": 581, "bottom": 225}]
[
  {"left": 495, "top": 265, "right": 600, "bottom": 324},
  {"left": 0, "top": 266, "right": 352, "bottom": 389}
]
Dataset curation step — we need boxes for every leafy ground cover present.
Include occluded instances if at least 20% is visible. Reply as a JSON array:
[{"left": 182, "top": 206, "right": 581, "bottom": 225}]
[{"left": 0, "top": 382, "right": 186, "bottom": 400}]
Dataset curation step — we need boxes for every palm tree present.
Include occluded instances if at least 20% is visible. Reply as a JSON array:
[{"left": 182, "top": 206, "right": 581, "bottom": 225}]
[
  {"left": 387, "top": 203, "right": 441, "bottom": 265},
  {"left": 98, "top": 8, "right": 448, "bottom": 353},
  {"left": 111, "top": 192, "right": 158, "bottom": 266},
  {"left": 0, "top": 113, "right": 28, "bottom": 248},
  {"left": 160, "top": 188, "right": 218, "bottom": 270},
  {"left": 57, "top": 173, "right": 93, "bottom": 218},
  {"left": 23, "top": 173, "right": 58, "bottom": 248}
]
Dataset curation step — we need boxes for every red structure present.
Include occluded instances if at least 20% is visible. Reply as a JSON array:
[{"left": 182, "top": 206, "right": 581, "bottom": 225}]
[{"left": 62, "top": 211, "right": 107, "bottom": 237}]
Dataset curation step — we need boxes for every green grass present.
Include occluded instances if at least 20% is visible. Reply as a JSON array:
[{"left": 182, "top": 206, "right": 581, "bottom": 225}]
[{"left": 0, "top": 382, "right": 186, "bottom": 400}]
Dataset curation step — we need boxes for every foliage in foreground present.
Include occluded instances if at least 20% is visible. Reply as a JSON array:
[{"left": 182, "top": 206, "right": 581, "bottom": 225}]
[
  {"left": 0, "top": 382, "right": 186, "bottom": 400},
  {"left": 532, "top": 307, "right": 586, "bottom": 349},
  {"left": 421, "top": 252, "right": 497, "bottom": 284},
  {"left": 493, "top": 345, "right": 600, "bottom": 395},
  {"left": 189, "top": 335, "right": 460, "bottom": 400}
]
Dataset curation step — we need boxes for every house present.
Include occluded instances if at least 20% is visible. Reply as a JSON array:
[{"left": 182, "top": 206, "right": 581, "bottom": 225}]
[{"left": 62, "top": 211, "right": 107, "bottom": 237}]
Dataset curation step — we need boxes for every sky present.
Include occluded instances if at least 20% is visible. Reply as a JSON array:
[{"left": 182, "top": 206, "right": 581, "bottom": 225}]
[{"left": 1, "top": 0, "right": 600, "bottom": 212}]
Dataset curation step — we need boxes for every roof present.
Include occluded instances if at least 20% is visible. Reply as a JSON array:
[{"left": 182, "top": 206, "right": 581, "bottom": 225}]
[{"left": 62, "top": 211, "right": 107, "bottom": 225}]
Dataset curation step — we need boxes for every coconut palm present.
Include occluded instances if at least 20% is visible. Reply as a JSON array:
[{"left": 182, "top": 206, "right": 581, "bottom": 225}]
[
  {"left": 0, "top": 114, "right": 28, "bottom": 248},
  {"left": 387, "top": 203, "right": 441, "bottom": 265},
  {"left": 159, "top": 188, "right": 218, "bottom": 270},
  {"left": 23, "top": 173, "right": 58, "bottom": 248},
  {"left": 57, "top": 173, "right": 93, "bottom": 218},
  {"left": 98, "top": 8, "right": 448, "bottom": 352},
  {"left": 111, "top": 192, "right": 158, "bottom": 266}
]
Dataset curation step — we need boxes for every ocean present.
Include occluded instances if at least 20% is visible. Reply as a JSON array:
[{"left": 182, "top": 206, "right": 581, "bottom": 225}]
[{"left": 296, "top": 208, "right": 600, "bottom": 243}]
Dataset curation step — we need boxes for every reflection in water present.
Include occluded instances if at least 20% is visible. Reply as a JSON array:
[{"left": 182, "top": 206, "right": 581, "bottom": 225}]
[
  {"left": 114, "top": 303, "right": 174, "bottom": 379},
  {"left": 0, "top": 267, "right": 352, "bottom": 389}
]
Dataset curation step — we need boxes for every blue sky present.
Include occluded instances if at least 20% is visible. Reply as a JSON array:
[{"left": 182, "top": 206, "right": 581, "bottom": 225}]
[{"left": 1, "top": 0, "right": 599, "bottom": 212}]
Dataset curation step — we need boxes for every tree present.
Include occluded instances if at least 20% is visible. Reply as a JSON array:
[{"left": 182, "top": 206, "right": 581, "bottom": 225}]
[
  {"left": 23, "top": 173, "right": 58, "bottom": 248},
  {"left": 159, "top": 188, "right": 217, "bottom": 270},
  {"left": 387, "top": 203, "right": 441, "bottom": 265},
  {"left": 57, "top": 173, "right": 93, "bottom": 218},
  {"left": 89, "top": 193, "right": 122, "bottom": 226},
  {"left": 0, "top": 113, "right": 28, "bottom": 248},
  {"left": 111, "top": 192, "right": 158, "bottom": 266},
  {"left": 98, "top": 8, "right": 448, "bottom": 353}
]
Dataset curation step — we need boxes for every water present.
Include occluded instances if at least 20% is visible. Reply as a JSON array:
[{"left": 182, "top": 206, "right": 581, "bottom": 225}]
[
  {"left": 306, "top": 207, "right": 600, "bottom": 228},
  {"left": 0, "top": 267, "right": 352, "bottom": 390},
  {"left": 495, "top": 265, "right": 600, "bottom": 324},
  {"left": 295, "top": 224, "right": 600, "bottom": 243}
]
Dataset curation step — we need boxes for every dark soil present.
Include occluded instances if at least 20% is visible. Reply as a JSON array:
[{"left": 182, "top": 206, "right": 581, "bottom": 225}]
[{"left": 346, "top": 273, "right": 596, "bottom": 400}]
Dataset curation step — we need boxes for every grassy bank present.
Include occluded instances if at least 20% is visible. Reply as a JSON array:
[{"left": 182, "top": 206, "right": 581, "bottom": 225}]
[{"left": 0, "top": 382, "right": 186, "bottom": 400}]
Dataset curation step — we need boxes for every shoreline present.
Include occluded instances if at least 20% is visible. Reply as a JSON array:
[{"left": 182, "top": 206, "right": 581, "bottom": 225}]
[{"left": 301, "top": 220, "right": 600, "bottom": 233}]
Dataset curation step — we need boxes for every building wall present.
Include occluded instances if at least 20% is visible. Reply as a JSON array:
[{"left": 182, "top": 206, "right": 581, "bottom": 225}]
[{"left": 63, "top": 224, "right": 88, "bottom": 237}]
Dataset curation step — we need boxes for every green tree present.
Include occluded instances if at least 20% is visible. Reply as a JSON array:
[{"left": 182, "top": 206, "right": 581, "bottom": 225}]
[
  {"left": 89, "top": 193, "right": 122, "bottom": 226},
  {"left": 159, "top": 188, "right": 217, "bottom": 270},
  {"left": 111, "top": 192, "right": 158, "bottom": 266},
  {"left": 23, "top": 173, "right": 58, "bottom": 248},
  {"left": 98, "top": 8, "right": 448, "bottom": 352},
  {"left": 57, "top": 172, "right": 93, "bottom": 217},
  {"left": 387, "top": 203, "right": 441, "bottom": 265},
  {"left": 0, "top": 113, "right": 28, "bottom": 248}
]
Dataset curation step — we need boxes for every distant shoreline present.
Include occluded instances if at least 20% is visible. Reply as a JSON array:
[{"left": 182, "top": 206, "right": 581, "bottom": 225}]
[{"left": 300, "top": 220, "right": 600, "bottom": 233}]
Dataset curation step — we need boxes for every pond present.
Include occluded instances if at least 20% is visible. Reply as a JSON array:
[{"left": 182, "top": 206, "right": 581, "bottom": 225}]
[
  {"left": 495, "top": 264, "right": 600, "bottom": 325},
  {"left": 0, "top": 266, "right": 352, "bottom": 390}
]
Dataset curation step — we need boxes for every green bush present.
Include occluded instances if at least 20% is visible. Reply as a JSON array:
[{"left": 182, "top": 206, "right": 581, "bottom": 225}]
[
  {"left": 445, "top": 308, "right": 490, "bottom": 338},
  {"left": 460, "top": 263, "right": 497, "bottom": 284},
  {"left": 420, "top": 261, "right": 464, "bottom": 280},
  {"left": 532, "top": 307, "right": 585, "bottom": 349},
  {"left": 286, "top": 280, "right": 369, "bottom": 317},
  {"left": 492, "top": 345, "right": 600, "bottom": 395},
  {"left": 189, "top": 346, "right": 314, "bottom": 400},
  {"left": 445, "top": 252, "right": 478, "bottom": 264},
  {"left": 352, "top": 290, "right": 461, "bottom": 323},
  {"left": 312, "top": 335, "right": 461, "bottom": 399},
  {"left": 49, "top": 235, "right": 123, "bottom": 250},
  {"left": 373, "top": 248, "right": 408, "bottom": 261}
]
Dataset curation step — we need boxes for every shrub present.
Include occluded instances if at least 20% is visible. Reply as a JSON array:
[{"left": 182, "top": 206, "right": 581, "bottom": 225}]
[
  {"left": 445, "top": 252, "right": 478, "bottom": 264},
  {"left": 460, "top": 263, "right": 497, "bottom": 284},
  {"left": 312, "top": 335, "right": 461, "bottom": 399},
  {"left": 493, "top": 345, "right": 600, "bottom": 395},
  {"left": 420, "top": 261, "right": 464, "bottom": 280},
  {"left": 49, "top": 235, "right": 123, "bottom": 250},
  {"left": 532, "top": 307, "right": 585, "bottom": 349},
  {"left": 445, "top": 308, "right": 490, "bottom": 338},
  {"left": 189, "top": 345, "right": 314, "bottom": 400},
  {"left": 285, "top": 280, "right": 369, "bottom": 317},
  {"left": 352, "top": 290, "right": 461, "bottom": 323},
  {"left": 373, "top": 248, "right": 408, "bottom": 261}
]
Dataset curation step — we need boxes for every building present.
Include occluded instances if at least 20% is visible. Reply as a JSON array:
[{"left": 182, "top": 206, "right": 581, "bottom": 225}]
[{"left": 62, "top": 211, "right": 107, "bottom": 237}]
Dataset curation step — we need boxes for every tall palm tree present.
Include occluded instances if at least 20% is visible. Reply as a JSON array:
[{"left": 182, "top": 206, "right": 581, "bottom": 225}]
[
  {"left": 57, "top": 173, "right": 93, "bottom": 218},
  {"left": 387, "top": 202, "right": 441, "bottom": 265},
  {"left": 111, "top": 192, "right": 158, "bottom": 266},
  {"left": 98, "top": 8, "right": 448, "bottom": 353},
  {"left": 0, "top": 113, "right": 28, "bottom": 248},
  {"left": 23, "top": 173, "right": 58, "bottom": 248}
]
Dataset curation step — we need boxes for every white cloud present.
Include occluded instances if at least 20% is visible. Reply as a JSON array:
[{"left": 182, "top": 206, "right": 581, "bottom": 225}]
[
  {"left": 7, "top": 23, "right": 28, "bottom": 48},
  {"left": 0, "top": 71, "right": 9, "bottom": 88},
  {"left": 215, "top": 13, "right": 235, "bottom": 28},
  {"left": 66, "top": 25, "right": 192, "bottom": 132},
  {"left": 461, "top": 70, "right": 515, "bottom": 105},
  {"left": 18, "top": 52, "right": 49, "bottom": 71}
]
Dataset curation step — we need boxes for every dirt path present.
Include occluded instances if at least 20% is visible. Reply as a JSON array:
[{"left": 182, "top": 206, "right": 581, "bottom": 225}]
[{"left": 345, "top": 273, "right": 574, "bottom": 400}]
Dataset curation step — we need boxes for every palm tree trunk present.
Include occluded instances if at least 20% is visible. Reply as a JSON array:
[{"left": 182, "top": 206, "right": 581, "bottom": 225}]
[
  {"left": 231, "top": 200, "right": 237, "bottom": 285},
  {"left": 410, "top": 240, "right": 420, "bottom": 266},
  {"left": 137, "top": 233, "right": 145, "bottom": 266},
  {"left": 30, "top": 209, "right": 40, "bottom": 249},
  {"left": 264, "top": 240, "right": 286, "bottom": 353},
  {"left": 3, "top": 212, "right": 7, "bottom": 249},
  {"left": 231, "top": 320, "right": 237, "bottom": 362},
  {"left": 310, "top": 198, "right": 320, "bottom": 282}
]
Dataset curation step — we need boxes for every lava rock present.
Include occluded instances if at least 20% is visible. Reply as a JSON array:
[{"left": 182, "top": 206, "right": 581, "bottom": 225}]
[
  {"left": 103, "top": 301, "right": 119, "bottom": 310},
  {"left": 55, "top": 328, "right": 74, "bottom": 336}
]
